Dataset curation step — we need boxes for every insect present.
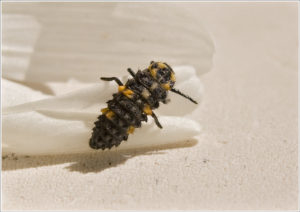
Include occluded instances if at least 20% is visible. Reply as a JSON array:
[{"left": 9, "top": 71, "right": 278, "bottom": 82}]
[{"left": 89, "top": 61, "right": 198, "bottom": 150}]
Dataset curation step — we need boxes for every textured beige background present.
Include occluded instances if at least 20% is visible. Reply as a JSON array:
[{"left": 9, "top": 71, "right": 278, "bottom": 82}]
[{"left": 2, "top": 2, "right": 298, "bottom": 210}]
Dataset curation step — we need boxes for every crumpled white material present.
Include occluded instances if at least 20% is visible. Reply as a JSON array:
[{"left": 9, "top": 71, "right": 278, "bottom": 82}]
[{"left": 2, "top": 3, "right": 214, "bottom": 155}]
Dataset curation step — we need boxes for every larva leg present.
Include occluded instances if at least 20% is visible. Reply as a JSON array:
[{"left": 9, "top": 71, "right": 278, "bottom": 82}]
[
  {"left": 100, "top": 77, "right": 123, "bottom": 86},
  {"left": 127, "top": 68, "right": 136, "bottom": 78},
  {"left": 151, "top": 112, "right": 163, "bottom": 129}
]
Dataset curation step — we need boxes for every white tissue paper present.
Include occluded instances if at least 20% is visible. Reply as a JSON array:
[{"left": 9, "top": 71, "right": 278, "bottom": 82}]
[{"left": 2, "top": 3, "right": 214, "bottom": 155}]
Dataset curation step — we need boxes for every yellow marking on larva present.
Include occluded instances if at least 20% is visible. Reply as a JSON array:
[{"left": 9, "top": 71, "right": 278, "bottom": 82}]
[
  {"left": 127, "top": 126, "right": 135, "bottom": 134},
  {"left": 101, "top": 108, "right": 109, "bottom": 113},
  {"left": 162, "top": 83, "right": 171, "bottom": 90},
  {"left": 118, "top": 85, "right": 126, "bottom": 92},
  {"left": 123, "top": 89, "right": 134, "bottom": 98},
  {"left": 170, "top": 73, "right": 176, "bottom": 82},
  {"left": 105, "top": 111, "right": 115, "bottom": 119},
  {"left": 157, "top": 62, "right": 167, "bottom": 69},
  {"left": 143, "top": 104, "right": 152, "bottom": 115},
  {"left": 150, "top": 68, "right": 157, "bottom": 78}
]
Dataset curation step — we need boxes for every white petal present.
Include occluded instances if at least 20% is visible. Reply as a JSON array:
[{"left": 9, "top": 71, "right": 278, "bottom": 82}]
[
  {"left": 2, "top": 111, "right": 200, "bottom": 155},
  {"left": 2, "top": 3, "right": 214, "bottom": 84},
  {"left": 2, "top": 66, "right": 203, "bottom": 155}
]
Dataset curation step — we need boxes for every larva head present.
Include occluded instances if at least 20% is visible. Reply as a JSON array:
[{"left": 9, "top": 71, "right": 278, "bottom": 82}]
[{"left": 148, "top": 61, "right": 176, "bottom": 90}]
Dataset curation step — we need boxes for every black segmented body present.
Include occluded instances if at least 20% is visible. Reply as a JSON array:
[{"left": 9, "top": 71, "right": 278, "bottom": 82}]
[{"left": 89, "top": 61, "right": 197, "bottom": 150}]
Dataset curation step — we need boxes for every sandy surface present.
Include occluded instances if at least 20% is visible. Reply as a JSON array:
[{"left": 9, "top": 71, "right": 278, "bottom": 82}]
[{"left": 2, "top": 2, "right": 298, "bottom": 210}]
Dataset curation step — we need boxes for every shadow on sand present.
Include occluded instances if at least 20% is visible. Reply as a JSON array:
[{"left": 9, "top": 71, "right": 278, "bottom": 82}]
[{"left": 2, "top": 139, "right": 198, "bottom": 174}]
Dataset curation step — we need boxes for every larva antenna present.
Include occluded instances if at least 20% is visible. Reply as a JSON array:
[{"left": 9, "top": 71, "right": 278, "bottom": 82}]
[{"left": 170, "top": 88, "right": 198, "bottom": 104}]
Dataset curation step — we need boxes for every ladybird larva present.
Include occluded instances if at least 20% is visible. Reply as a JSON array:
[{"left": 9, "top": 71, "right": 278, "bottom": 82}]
[{"left": 89, "top": 61, "right": 198, "bottom": 150}]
